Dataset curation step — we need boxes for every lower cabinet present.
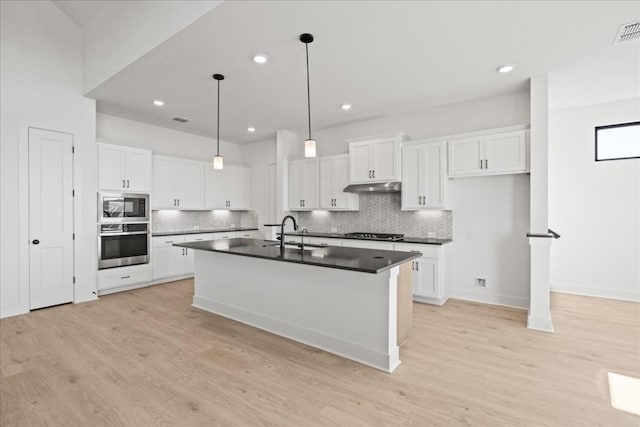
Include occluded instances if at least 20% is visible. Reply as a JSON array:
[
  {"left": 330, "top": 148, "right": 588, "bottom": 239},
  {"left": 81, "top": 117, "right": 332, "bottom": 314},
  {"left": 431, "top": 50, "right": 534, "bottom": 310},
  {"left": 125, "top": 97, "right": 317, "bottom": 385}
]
[
  {"left": 98, "top": 263, "right": 152, "bottom": 294},
  {"left": 393, "top": 243, "right": 446, "bottom": 305}
]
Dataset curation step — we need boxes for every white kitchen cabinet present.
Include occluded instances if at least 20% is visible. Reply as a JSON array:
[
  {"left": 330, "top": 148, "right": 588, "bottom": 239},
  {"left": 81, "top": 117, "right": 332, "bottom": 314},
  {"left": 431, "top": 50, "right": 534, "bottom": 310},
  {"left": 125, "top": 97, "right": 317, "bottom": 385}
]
[
  {"left": 319, "top": 154, "right": 359, "bottom": 210},
  {"left": 152, "top": 155, "right": 205, "bottom": 209},
  {"left": 348, "top": 135, "right": 406, "bottom": 184},
  {"left": 152, "top": 235, "right": 186, "bottom": 279},
  {"left": 288, "top": 158, "right": 319, "bottom": 210},
  {"left": 205, "top": 164, "right": 250, "bottom": 210},
  {"left": 448, "top": 130, "right": 528, "bottom": 177},
  {"left": 402, "top": 140, "right": 447, "bottom": 210},
  {"left": 97, "top": 263, "right": 151, "bottom": 294},
  {"left": 98, "top": 143, "right": 151, "bottom": 192},
  {"left": 393, "top": 243, "right": 446, "bottom": 305},
  {"left": 341, "top": 239, "right": 395, "bottom": 251}
]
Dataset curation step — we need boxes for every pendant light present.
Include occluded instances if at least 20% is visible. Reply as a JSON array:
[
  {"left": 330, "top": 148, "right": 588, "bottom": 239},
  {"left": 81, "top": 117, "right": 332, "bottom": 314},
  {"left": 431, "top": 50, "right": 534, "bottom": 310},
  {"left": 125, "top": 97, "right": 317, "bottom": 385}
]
[
  {"left": 300, "top": 33, "right": 316, "bottom": 158},
  {"left": 212, "top": 73, "right": 224, "bottom": 169}
]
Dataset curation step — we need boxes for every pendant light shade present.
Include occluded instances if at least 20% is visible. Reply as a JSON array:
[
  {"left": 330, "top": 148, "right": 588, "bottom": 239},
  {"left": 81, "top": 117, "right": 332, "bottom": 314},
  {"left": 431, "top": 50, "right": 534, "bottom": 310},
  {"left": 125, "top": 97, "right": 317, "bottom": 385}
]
[
  {"left": 300, "top": 33, "right": 316, "bottom": 158},
  {"left": 212, "top": 73, "right": 224, "bottom": 169}
]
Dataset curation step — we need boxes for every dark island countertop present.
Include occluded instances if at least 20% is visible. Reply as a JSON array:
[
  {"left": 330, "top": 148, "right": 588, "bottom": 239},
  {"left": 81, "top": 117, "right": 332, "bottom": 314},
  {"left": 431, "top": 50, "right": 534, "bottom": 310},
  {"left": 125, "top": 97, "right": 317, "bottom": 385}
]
[
  {"left": 152, "top": 227, "right": 258, "bottom": 237},
  {"left": 174, "top": 238, "right": 421, "bottom": 274},
  {"left": 279, "top": 231, "right": 452, "bottom": 245}
]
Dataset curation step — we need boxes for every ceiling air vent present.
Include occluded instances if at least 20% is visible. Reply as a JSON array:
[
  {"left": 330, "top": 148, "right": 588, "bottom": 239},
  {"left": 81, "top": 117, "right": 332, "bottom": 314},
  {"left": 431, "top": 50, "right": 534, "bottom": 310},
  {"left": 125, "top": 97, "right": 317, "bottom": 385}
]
[
  {"left": 614, "top": 21, "right": 640, "bottom": 44},
  {"left": 172, "top": 117, "right": 190, "bottom": 123}
]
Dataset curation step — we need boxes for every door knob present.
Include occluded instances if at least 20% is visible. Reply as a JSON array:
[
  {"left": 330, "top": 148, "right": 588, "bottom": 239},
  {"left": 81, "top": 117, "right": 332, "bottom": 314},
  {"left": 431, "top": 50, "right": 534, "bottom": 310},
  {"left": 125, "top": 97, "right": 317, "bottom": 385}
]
[{"left": 32, "top": 239, "right": 40, "bottom": 245}]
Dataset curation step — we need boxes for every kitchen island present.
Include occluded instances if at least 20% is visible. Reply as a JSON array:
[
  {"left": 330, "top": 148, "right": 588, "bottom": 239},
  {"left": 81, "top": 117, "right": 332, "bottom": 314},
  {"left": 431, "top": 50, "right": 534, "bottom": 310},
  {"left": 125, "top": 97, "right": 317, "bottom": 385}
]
[{"left": 174, "top": 238, "right": 421, "bottom": 372}]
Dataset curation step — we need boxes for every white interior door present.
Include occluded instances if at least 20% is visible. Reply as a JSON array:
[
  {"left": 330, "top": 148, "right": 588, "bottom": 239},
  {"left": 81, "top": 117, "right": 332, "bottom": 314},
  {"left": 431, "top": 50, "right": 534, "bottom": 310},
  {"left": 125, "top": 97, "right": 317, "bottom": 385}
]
[{"left": 29, "top": 128, "right": 74, "bottom": 310}]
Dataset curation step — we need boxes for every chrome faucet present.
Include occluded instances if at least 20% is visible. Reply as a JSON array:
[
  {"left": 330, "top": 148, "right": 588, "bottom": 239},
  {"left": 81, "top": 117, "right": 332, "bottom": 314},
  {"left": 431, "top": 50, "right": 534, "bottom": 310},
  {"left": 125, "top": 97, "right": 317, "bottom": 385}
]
[{"left": 280, "top": 215, "right": 298, "bottom": 252}]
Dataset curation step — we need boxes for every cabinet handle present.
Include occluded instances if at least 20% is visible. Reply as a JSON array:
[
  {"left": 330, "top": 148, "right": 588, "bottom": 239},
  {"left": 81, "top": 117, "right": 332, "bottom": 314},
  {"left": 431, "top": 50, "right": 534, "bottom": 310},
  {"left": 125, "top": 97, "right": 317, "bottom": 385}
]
[
  {"left": 485, "top": 159, "right": 488, "bottom": 169},
  {"left": 416, "top": 262, "right": 419, "bottom": 271},
  {"left": 177, "top": 199, "right": 180, "bottom": 206},
  {"left": 185, "top": 248, "right": 188, "bottom": 255},
  {"left": 122, "top": 179, "right": 126, "bottom": 188},
  {"left": 373, "top": 170, "right": 375, "bottom": 178},
  {"left": 368, "top": 170, "right": 372, "bottom": 178},
  {"left": 165, "top": 241, "right": 174, "bottom": 243},
  {"left": 480, "top": 159, "right": 483, "bottom": 169},
  {"left": 126, "top": 179, "right": 130, "bottom": 188},
  {"left": 120, "top": 275, "right": 131, "bottom": 279},
  {"left": 303, "top": 200, "right": 305, "bottom": 207}
]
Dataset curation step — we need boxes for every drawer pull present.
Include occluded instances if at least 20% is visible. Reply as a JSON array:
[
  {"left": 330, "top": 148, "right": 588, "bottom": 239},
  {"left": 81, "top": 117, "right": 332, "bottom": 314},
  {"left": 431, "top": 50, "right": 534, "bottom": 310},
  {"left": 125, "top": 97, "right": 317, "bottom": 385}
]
[
  {"left": 120, "top": 275, "right": 131, "bottom": 279},
  {"left": 165, "top": 241, "right": 174, "bottom": 243}
]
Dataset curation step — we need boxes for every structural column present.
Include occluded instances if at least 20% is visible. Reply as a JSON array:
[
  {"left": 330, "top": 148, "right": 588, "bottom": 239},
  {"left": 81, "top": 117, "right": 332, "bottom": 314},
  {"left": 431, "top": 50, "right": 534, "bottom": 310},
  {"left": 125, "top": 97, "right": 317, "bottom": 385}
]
[{"left": 528, "top": 74, "right": 554, "bottom": 332}]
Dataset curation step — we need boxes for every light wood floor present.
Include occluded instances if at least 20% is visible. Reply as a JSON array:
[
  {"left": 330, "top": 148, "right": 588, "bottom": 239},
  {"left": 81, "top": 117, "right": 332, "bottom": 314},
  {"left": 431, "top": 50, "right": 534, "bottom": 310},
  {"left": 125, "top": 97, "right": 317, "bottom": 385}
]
[{"left": 1, "top": 280, "right": 638, "bottom": 426}]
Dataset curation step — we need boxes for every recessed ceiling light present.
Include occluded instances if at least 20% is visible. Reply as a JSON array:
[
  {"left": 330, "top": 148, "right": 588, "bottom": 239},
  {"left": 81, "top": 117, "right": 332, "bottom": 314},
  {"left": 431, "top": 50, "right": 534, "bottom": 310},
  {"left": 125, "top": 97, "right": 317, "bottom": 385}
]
[
  {"left": 341, "top": 103, "right": 352, "bottom": 111},
  {"left": 153, "top": 99, "right": 165, "bottom": 106},
  {"left": 497, "top": 64, "right": 515, "bottom": 74},
  {"left": 247, "top": 127, "right": 256, "bottom": 133},
  {"left": 253, "top": 54, "right": 269, "bottom": 64}
]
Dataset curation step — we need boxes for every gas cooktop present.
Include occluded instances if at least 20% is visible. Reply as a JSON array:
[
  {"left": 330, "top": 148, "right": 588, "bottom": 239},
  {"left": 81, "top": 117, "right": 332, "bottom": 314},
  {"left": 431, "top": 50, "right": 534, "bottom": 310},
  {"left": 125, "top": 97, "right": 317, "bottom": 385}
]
[{"left": 344, "top": 232, "right": 405, "bottom": 241}]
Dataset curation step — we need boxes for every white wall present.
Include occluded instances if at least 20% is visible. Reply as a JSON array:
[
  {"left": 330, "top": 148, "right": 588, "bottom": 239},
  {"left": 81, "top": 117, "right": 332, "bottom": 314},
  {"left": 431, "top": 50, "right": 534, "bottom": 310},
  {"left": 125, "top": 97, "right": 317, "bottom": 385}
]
[
  {"left": 241, "top": 139, "right": 277, "bottom": 237},
  {"left": 64, "top": 0, "right": 222, "bottom": 94},
  {"left": 549, "top": 98, "right": 640, "bottom": 301},
  {"left": 96, "top": 113, "right": 243, "bottom": 163},
  {"left": 285, "top": 91, "right": 532, "bottom": 308},
  {"left": 1, "top": 0, "right": 97, "bottom": 318}
]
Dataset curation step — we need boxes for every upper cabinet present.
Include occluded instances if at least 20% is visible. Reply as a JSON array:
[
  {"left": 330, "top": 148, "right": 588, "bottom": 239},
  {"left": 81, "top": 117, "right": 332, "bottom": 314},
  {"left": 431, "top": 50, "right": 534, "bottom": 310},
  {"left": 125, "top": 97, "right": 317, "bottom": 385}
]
[
  {"left": 448, "top": 130, "right": 528, "bottom": 177},
  {"left": 348, "top": 135, "right": 406, "bottom": 183},
  {"left": 152, "top": 155, "right": 204, "bottom": 209},
  {"left": 402, "top": 140, "right": 447, "bottom": 210},
  {"left": 205, "top": 164, "right": 250, "bottom": 210},
  {"left": 319, "top": 154, "right": 359, "bottom": 210},
  {"left": 98, "top": 143, "right": 151, "bottom": 192},
  {"left": 288, "top": 158, "right": 319, "bottom": 211}
]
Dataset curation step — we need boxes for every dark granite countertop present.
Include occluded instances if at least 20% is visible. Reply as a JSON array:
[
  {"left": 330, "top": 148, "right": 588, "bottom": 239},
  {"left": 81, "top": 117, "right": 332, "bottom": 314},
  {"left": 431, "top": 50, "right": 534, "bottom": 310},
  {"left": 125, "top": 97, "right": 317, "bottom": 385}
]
[
  {"left": 279, "top": 231, "right": 452, "bottom": 245},
  {"left": 152, "top": 228, "right": 258, "bottom": 237},
  {"left": 174, "top": 238, "right": 421, "bottom": 274}
]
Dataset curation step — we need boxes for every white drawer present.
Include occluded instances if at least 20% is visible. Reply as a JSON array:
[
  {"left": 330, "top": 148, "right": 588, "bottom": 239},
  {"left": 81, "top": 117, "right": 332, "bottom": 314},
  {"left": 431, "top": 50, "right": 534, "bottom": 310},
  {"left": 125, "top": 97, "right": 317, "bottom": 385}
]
[
  {"left": 184, "top": 233, "right": 214, "bottom": 243},
  {"left": 211, "top": 231, "right": 236, "bottom": 240},
  {"left": 393, "top": 243, "right": 441, "bottom": 259},
  {"left": 153, "top": 235, "right": 185, "bottom": 247},
  {"left": 98, "top": 264, "right": 151, "bottom": 291},
  {"left": 236, "top": 230, "right": 259, "bottom": 239},
  {"left": 307, "top": 237, "right": 341, "bottom": 246},
  {"left": 341, "top": 240, "right": 395, "bottom": 251}
]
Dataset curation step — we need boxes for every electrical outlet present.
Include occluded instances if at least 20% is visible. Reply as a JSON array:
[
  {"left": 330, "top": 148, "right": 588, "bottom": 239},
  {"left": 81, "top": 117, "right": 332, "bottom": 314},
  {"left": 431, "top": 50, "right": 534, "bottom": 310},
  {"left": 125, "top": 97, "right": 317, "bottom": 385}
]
[
  {"left": 474, "top": 278, "right": 486, "bottom": 287},
  {"left": 427, "top": 232, "right": 436, "bottom": 238}
]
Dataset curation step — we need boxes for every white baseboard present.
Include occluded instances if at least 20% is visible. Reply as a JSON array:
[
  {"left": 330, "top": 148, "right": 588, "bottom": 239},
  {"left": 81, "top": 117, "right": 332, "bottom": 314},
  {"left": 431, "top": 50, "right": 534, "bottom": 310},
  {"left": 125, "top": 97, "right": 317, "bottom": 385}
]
[
  {"left": 413, "top": 295, "right": 448, "bottom": 306},
  {"left": 447, "top": 288, "right": 529, "bottom": 309},
  {"left": 193, "top": 295, "right": 400, "bottom": 373},
  {"left": 97, "top": 274, "right": 193, "bottom": 296},
  {"left": 0, "top": 305, "right": 29, "bottom": 319},
  {"left": 551, "top": 283, "right": 640, "bottom": 302},
  {"left": 527, "top": 313, "right": 554, "bottom": 332}
]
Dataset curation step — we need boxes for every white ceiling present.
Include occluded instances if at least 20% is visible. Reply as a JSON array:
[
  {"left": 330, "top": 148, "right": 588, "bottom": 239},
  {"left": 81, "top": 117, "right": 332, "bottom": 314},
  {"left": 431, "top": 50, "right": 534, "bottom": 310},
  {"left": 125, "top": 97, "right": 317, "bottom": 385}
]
[{"left": 85, "top": 1, "right": 640, "bottom": 144}]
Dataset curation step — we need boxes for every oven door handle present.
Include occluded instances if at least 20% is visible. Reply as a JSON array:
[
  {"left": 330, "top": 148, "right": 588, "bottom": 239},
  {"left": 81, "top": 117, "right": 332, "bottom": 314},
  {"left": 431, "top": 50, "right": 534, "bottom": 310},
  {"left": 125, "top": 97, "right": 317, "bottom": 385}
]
[{"left": 99, "top": 231, "right": 150, "bottom": 237}]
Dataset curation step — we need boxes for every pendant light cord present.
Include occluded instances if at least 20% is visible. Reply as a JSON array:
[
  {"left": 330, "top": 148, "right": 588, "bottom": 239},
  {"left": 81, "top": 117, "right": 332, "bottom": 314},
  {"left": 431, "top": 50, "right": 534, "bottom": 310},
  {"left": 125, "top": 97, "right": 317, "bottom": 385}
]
[
  {"left": 216, "top": 78, "right": 220, "bottom": 156},
  {"left": 305, "top": 43, "right": 312, "bottom": 140}
]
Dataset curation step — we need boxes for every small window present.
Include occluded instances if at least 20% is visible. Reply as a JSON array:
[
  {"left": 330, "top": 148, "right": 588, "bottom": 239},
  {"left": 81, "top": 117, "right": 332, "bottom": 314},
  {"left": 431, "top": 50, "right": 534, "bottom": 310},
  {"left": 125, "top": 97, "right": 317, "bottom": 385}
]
[{"left": 595, "top": 121, "right": 640, "bottom": 161}]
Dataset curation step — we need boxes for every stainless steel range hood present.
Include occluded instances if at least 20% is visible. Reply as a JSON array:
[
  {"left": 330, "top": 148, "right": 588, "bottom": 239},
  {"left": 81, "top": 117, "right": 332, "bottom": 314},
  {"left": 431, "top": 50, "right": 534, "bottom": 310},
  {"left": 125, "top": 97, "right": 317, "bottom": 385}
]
[{"left": 343, "top": 182, "right": 401, "bottom": 193}]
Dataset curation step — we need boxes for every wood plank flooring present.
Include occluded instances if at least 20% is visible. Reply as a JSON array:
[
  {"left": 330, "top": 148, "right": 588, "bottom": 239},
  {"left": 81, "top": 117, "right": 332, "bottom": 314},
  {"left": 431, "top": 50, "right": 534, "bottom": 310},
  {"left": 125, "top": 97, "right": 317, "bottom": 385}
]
[{"left": 1, "top": 279, "right": 638, "bottom": 426}]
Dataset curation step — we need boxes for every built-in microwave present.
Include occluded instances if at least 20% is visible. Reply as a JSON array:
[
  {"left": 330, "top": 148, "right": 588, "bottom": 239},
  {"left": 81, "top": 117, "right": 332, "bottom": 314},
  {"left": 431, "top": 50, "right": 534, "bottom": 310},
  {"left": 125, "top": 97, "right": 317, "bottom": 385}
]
[{"left": 98, "top": 192, "right": 149, "bottom": 223}]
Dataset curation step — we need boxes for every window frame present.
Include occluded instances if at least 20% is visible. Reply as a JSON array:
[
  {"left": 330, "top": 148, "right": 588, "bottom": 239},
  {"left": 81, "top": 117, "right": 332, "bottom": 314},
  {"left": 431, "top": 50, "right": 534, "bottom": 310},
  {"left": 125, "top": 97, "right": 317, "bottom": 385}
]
[{"left": 594, "top": 121, "right": 640, "bottom": 162}]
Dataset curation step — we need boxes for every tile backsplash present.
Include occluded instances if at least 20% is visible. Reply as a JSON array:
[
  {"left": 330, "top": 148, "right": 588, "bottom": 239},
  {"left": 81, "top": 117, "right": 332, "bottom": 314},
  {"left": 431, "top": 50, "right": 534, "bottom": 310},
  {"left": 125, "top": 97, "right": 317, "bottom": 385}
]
[
  {"left": 292, "top": 193, "right": 452, "bottom": 239},
  {"left": 152, "top": 210, "right": 258, "bottom": 232}
]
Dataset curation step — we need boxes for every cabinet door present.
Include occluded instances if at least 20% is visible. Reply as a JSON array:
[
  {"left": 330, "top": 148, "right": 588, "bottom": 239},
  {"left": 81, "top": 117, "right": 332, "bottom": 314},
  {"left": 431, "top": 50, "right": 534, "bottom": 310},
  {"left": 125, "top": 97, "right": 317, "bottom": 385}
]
[
  {"left": 319, "top": 157, "right": 334, "bottom": 209},
  {"left": 349, "top": 142, "right": 372, "bottom": 183},
  {"left": 98, "top": 144, "right": 125, "bottom": 191},
  {"left": 448, "top": 136, "right": 483, "bottom": 177},
  {"left": 228, "top": 166, "right": 250, "bottom": 210},
  {"left": 205, "top": 166, "right": 229, "bottom": 209},
  {"left": 176, "top": 160, "right": 204, "bottom": 209},
  {"left": 183, "top": 247, "right": 194, "bottom": 274},
  {"left": 152, "top": 157, "right": 177, "bottom": 209},
  {"left": 401, "top": 144, "right": 423, "bottom": 210},
  {"left": 332, "top": 155, "right": 358, "bottom": 210},
  {"left": 124, "top": 148, "right": 151, "bottom": 192},
  {"left": 414, "top": 257, "right": 438, "bottom": 298},
  {"left": 303, "top": 158, "right": 319, "bottom": 209},
  {"left": 288, "top": 160, "right": 305, "bottom": 210},
  {"left": 371, "top": 138, "right": 399, "bottom": 181},
  {"left": 424, "top": 143, "right": 444, "bottom": 208},
  {"left": 484, "top": 130, "right": 527, "bottom": 173},
  {"left": 152, "top": 246, "right": 185, "bottom": 279}
]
